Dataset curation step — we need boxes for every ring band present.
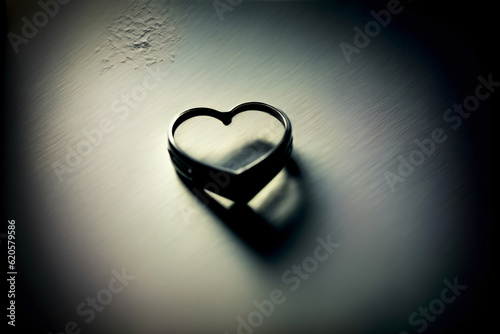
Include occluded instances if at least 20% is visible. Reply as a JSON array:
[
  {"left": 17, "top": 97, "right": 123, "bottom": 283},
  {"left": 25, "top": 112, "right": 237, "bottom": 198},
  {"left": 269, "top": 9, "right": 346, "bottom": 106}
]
[{"left": 168, "top": 102, "right": 293, "bottom": 203}]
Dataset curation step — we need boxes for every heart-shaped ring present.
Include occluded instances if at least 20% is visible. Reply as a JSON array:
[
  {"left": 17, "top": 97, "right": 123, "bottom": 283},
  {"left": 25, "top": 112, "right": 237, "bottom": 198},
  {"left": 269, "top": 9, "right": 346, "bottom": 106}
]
[{"left": 168, "top": 102, "right": 293, "bottom": 203}]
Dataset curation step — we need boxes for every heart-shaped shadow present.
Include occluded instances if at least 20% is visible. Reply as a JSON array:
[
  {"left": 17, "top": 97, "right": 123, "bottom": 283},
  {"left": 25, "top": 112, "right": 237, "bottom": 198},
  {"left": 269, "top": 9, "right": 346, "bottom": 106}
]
[{"left": 178, "top": 156, "right": 309, "bottom": 259}]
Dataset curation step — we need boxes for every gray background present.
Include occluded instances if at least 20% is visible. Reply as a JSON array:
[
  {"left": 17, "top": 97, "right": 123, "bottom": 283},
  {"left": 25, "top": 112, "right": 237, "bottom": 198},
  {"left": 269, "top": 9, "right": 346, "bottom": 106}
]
[{"left": 3, "top": 0, "right": 495, "bottom": 333}]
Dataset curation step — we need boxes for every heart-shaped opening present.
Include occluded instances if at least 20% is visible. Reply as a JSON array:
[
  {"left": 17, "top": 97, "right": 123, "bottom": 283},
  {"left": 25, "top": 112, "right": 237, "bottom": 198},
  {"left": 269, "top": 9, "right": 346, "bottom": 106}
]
[
  {"left": 169, "top": 102, "right": 293, "bottom": 203},
  {"left": 174, "top": 110, "right": 285, "bottom": 173}
]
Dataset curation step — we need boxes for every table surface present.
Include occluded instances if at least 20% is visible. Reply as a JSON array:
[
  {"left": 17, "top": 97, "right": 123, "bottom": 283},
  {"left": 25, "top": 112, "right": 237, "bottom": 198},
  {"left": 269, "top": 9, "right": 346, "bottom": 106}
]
[{"left": 5, "top": 1, "right": 494, "bottom": 333}]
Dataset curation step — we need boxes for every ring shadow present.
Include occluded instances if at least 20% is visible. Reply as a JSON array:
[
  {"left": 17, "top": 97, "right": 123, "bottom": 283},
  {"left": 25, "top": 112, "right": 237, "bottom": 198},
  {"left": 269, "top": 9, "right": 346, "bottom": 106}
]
[{"left": 176, "top": 150, "right": 310, "bottom": 261}]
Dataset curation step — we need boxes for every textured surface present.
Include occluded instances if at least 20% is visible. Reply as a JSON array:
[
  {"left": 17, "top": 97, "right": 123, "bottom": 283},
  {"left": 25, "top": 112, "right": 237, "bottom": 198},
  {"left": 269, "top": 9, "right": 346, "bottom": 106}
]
[
  {"left": 96, "top": 0, "right": 180, "bottom": 73},
  {"left": 4, "top": 1, "right": 494, "bottom": 333}
]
